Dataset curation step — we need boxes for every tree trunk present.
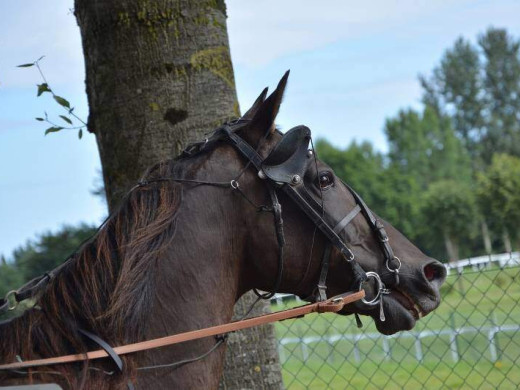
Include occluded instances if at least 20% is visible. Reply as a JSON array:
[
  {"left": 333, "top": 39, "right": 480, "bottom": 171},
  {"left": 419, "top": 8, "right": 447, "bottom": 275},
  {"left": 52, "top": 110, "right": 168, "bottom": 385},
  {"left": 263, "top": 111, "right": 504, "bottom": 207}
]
[
  {"left": 74, "top": 1, "right": 283, "bottom": 388},
  {"left": 219, "top": 293, "right": 284, "bottom": 390},
  {"left": 481, "top": 220, "right": 492, "bottom": 254},
  {"left": 502, "top": 228, "right": 512, "bottom": 253},
  {"left": 444, "top": 231, "right": 459, "bottom": 261}
]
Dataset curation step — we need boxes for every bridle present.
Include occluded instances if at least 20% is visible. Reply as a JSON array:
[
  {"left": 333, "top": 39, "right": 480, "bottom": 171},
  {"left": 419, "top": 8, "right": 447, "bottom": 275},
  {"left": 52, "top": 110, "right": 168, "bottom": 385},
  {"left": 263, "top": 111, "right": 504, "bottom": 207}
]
[
  {"left": 0, "top": 118, "right": 402, "bottom": 380},
  {"left": 216, "top": 120, "right": 402, "bottom": 316}
]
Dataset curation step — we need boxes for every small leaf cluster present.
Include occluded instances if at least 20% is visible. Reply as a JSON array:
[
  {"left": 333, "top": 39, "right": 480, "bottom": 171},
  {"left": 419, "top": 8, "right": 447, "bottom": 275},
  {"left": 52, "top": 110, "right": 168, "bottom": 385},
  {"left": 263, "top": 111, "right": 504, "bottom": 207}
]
[{"left": 18, "top": 57, "right": 86, "bottom": 139}]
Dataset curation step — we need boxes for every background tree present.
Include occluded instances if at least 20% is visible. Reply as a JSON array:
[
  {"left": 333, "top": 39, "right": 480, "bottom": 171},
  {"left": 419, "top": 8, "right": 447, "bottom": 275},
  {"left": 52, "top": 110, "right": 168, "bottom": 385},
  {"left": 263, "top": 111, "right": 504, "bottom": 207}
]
[
  {"left": 421, "top": 180, "right": 478, "bottom": 261},
  {"left": 73, "top": 0, "right": 283, "bottom": 388},
  {"left": 420, "top": 28, "right": 520, "bottom": 166},
  {"left": 477, "top": 154, "right": 520, "bottom": 252},
  {"left": 0, "top": 224, "right": 96, "bottom": 297},
  {"left": 420, "top": 37, "right": 484, "bottom": 164},
  {"left": 479, "top": 28, "right": 520, "bottom": 163}
]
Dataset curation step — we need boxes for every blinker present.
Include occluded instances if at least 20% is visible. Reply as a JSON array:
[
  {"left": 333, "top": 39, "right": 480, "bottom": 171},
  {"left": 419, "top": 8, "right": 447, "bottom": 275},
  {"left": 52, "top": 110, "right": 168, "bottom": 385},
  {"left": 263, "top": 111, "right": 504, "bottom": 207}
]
[{"left": 261, "top": 125, "right": 311, "bottom": 184}]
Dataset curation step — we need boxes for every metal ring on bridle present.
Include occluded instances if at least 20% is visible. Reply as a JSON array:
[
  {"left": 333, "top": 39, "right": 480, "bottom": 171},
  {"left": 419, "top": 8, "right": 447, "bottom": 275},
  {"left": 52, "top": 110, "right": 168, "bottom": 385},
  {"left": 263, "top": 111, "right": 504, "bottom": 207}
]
[
  {"left": 5, "top": 290, "right": 17, "bottom": 311},
  {"left": 230, "top": 180, "right": 239, "bottom": 189},
  {"left": 386, "top": 256, "right": 401, "bottom": 273},
  {"left": 359, "top": 271, "right": 384, "bottom": 306}
]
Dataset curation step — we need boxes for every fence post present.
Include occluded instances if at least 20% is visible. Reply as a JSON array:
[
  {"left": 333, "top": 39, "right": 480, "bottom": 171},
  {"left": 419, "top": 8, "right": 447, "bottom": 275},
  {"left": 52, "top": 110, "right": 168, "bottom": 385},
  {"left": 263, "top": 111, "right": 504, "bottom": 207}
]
[
  {"left": 450, "top": 312, "right": 459, "bottom": 363},
  {"left": 382, "top": 337, "right": 391, "bottom": 361},
  {"left": 353, "top": 335, "right": 360, "bottom": 363},
  {"left": 301, "top": 340, "right": 309, "bottom": 361},
  {"left": 414, "top": 334, "right": 423, "bottom": 362},
  {"left": 488, "top": 312, "right": 502, "bottom": 362}
]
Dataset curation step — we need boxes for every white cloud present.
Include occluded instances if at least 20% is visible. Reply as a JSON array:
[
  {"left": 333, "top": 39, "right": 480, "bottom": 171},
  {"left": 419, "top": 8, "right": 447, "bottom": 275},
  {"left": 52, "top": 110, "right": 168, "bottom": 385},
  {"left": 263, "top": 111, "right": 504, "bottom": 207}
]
[{"left": 226, "top": 0, "right": 473, "bottom": 67}]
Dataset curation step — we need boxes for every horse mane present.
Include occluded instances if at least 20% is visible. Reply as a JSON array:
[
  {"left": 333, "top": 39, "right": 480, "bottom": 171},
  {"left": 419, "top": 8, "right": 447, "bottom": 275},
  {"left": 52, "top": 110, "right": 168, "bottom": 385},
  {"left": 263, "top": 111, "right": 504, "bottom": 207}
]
[{"left": 0, "top": 160, "right": 182, "bottom": 388}]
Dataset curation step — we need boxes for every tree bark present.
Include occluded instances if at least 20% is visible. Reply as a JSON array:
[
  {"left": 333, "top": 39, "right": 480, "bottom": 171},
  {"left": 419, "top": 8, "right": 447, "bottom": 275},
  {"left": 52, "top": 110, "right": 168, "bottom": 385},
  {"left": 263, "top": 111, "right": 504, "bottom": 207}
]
[
  {"left": 219, "top": 293, "right": 284, "bottom": 390},
  {"left": 74, "top": 1, "right": 283, "bottom": 388},
  {"left": 481, "top": 220, "right": 492, "bottom": 254},
  {"left": 444, "top": 231, "right": 459, "bottom": 261},
  {"left": 502, "top": 229, "right": 512, "bottom": 253}
]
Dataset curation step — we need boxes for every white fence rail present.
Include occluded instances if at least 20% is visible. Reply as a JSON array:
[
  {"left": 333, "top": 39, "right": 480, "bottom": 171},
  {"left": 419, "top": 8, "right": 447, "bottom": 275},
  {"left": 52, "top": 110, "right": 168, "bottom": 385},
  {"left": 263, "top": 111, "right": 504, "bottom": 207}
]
[
  {"left": 444, "top": 252, "right": 520, "bottom": 275},
  {"left": 278, "top": 324, "right": 520, "bottom": 364}
]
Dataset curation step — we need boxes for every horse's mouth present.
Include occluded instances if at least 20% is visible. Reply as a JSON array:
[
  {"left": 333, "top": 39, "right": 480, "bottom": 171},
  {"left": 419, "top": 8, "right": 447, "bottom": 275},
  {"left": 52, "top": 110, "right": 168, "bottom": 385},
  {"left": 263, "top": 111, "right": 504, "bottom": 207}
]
[
  {"left": 387, "top": 288, "right": 426, "bottom": 321},
  {"left": 339, "top": 287, "right": 432, "bottom": 335}
]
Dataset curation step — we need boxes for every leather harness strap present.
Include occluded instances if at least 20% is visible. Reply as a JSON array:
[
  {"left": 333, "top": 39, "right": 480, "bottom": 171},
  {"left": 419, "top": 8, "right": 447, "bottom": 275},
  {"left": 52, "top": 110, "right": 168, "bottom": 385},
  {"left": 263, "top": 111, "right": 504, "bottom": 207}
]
[
  {"left": 334, "top": 205, "right": 362, "bottom": 235},
  {"left": 0, "top": 291, "right": 364, "bottom": 371}
]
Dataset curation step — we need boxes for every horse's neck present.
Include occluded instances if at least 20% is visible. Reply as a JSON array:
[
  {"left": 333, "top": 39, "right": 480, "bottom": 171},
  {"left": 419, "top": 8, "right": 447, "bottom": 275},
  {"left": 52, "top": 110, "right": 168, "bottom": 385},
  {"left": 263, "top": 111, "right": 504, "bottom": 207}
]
[{"left": 139, "top": 192, "right": 242, "bottom": 388}]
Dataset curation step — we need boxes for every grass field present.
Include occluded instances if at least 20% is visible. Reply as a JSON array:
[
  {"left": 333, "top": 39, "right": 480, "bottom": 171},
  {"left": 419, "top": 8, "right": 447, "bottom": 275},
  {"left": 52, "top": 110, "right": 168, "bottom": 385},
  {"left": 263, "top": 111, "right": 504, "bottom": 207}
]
[{"left": 272, "top": 265, "right": 520, "bottom": 389}]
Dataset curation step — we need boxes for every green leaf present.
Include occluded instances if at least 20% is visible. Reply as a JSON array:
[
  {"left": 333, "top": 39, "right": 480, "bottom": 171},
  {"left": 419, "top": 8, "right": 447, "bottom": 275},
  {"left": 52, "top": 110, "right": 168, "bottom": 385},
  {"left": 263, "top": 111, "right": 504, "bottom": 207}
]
[
  {"left": 78, "top": 129, "right": 83, "bottom": 139},
  {"left": 59, "top": 115, "right": 73, "bottom": 125},
  {"left": 37, "top": 83, "right": 51, "bottom": 97},
  {"left": 44, "top": 127, "right": 63, "bottom": 135},
  {"left": 17, "top": 63, "right": 34, "bottom": 68},
  {"left": 53, "top": 96, "right": 70, "bottom": 109},
  {"left": 35, "top": 117, "right": 44, "bottom": 121}
]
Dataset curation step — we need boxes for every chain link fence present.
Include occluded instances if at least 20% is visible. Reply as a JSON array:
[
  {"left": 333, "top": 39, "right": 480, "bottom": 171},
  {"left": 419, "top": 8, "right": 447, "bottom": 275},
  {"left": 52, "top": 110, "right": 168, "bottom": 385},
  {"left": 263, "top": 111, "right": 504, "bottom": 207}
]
[{"left": 271, "top": 253, "right": 520, "bottom": 389}]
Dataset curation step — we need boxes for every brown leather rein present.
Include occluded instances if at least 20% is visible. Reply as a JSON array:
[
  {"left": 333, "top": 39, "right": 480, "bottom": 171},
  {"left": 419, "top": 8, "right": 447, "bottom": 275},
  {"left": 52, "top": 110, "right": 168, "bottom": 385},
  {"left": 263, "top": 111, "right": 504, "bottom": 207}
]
[{"left": 0, "top": 290, "right": 364, "bottom": 371}]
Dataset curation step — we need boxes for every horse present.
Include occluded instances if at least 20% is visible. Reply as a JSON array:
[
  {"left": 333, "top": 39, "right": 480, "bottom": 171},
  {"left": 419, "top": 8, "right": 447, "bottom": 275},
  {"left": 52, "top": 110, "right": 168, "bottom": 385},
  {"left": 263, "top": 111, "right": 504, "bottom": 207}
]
[{"left": 0, "top": 72, "right": 446, "bottom": 389}]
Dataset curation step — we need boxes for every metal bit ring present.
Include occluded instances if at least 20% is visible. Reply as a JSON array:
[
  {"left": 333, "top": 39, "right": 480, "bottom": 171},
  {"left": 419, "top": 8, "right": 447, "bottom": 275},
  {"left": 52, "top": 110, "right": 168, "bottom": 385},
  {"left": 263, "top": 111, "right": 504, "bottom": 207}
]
[{"left": 359, "top": 271, "right": 384, "bottom": 306}]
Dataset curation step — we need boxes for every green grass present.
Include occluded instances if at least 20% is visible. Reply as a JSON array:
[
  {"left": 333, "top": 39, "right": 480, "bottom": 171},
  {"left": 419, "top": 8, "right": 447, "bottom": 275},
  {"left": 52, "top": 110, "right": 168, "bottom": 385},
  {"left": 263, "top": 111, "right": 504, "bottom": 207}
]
[{"left": 272, "top": 265, "right": 520, "bottom": 389}]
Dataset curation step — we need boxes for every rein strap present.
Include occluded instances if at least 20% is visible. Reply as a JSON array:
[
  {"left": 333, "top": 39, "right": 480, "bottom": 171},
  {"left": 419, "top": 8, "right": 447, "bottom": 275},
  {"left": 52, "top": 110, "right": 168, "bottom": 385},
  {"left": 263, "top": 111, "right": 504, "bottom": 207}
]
[{"left": 0, "top": 291, "right": 364, "bottom": 371}]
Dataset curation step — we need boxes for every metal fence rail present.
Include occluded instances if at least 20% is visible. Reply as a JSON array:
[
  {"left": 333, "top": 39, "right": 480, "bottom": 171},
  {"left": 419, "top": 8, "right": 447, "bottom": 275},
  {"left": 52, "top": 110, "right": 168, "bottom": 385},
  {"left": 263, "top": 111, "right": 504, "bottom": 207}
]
[{"left": 271, "top": 253, "right": 520, "bottom": 389}]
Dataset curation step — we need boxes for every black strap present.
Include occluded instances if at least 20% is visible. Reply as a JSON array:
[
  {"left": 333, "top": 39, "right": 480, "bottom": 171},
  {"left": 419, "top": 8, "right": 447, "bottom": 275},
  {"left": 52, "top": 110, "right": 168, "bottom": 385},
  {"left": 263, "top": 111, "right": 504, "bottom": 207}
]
[
  {"left": 253, "top": 188, "right": 285, "bottom": 299},
  {"left": 315, "top": 244, "right": 332, "bottom": 302},
  {"left": 282, "top": 184, "right": 356, "bottom": 261},
  {"left": 79, "top": 329, "right": 135, "bottom": 390},
  {"left": 342, "top": 181, "right": 400, "bottom": 286},
  {"left": 334, "top": 205, "right": 361, "bottom": 234},
  {"left": 222, "top": 126, "right": 264, "bottom": 169},
  {"left": 224, "top": 126, "right": 368, "bottom": 294}
]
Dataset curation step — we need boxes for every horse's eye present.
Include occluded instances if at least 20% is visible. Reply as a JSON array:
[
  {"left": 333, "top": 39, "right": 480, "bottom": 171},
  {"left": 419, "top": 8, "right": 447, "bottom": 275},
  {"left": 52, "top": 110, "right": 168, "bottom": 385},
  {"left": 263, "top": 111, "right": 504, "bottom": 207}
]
[{"left": 318, "top": 172, "right": 334, "bottom": 189}]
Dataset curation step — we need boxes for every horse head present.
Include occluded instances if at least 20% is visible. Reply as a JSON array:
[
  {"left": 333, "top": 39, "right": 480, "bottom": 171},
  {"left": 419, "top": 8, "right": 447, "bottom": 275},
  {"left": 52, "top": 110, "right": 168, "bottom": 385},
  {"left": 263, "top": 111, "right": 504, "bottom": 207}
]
[{"left": 232, "top": 71, "right": 446, "bottom": 335}]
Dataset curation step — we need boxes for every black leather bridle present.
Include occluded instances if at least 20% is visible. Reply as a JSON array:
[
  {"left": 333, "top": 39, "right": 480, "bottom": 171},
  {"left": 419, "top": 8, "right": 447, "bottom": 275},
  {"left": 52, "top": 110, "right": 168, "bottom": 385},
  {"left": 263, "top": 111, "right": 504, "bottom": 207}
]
[{"left": 209, "top": 119, "right": 402, "bottom": 321}]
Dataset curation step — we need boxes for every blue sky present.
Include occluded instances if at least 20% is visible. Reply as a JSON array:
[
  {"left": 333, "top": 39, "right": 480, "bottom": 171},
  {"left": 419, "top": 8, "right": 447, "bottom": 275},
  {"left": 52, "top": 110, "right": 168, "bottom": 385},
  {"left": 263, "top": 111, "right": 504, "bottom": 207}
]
[{"left": 1, "top": 0, "right": 519, "bottom": 259}]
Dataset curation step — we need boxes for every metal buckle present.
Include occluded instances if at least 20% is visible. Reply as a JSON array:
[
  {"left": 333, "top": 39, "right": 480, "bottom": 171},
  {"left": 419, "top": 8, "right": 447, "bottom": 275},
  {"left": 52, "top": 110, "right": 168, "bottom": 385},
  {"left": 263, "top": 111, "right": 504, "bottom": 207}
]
[
  {"left": 342, "top": 248, "right": 355, "bottom": 262},
  {"left": 5, "top": 290, "right": 18, "bottom": 311},
  {"left": 386, "top": 256, "right": 402, "bottom": 273}
]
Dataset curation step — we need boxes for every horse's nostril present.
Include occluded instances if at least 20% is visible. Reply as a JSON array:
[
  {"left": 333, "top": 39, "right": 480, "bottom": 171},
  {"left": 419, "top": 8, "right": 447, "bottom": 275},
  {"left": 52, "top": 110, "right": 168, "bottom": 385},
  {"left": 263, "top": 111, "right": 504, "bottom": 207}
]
[{"left": 424, "top": 262, "right": 446, "bottom": 282}]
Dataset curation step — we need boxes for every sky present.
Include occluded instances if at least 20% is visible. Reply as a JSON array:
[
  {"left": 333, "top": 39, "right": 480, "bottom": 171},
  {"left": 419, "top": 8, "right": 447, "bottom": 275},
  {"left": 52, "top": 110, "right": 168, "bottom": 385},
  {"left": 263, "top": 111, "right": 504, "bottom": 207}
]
[{"left": 1, "top": 0, "right": 519, "bottom": 259}]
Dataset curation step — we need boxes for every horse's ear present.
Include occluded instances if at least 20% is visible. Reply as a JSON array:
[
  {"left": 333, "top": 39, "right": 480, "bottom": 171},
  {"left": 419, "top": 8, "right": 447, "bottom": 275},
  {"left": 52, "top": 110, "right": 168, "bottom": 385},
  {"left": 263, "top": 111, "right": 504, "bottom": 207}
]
[
  {"left": 242, "top": 87, "right": 268, "bottom": 119},
  {"left": 250, "top": 70, "right": 290, "bottom": 136}
]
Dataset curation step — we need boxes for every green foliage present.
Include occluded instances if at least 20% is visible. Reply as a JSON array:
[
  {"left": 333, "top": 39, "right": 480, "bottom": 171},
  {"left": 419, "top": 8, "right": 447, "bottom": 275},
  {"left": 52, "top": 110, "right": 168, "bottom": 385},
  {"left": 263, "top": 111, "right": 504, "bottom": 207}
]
[
  {"left": 421, "top": 180, "right": 478, "bottom": 245},
  {"left": 479, "top": 28, "right": 520, "bottom": 161},
  {"left": 0, "top": 224, "right": 98, "bottom": 296},
  {"left": 18, "top": 57, "right": 87, "bottom": 139},
  {"left": 477, "top": 154, "right": 520, "bottom": 240},
  {"left": 385, "top": 106, "right": 472, "bottom": 189},
  {"left": 315, "top": 139, "right": 386, "bottom": 207},
  {"left": 420, "top": 28, "right": 520, "bottom": 165},
  {"left": 0, "top": 257, "right": 23, "bottom": 297}
]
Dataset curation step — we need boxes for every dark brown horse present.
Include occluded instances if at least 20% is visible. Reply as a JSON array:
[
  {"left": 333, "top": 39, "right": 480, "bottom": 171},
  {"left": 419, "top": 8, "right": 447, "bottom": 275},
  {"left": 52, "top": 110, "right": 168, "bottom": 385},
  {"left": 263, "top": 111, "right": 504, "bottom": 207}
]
[{"left": 0, "top": 73, "right": 446, "bottom": 389}]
